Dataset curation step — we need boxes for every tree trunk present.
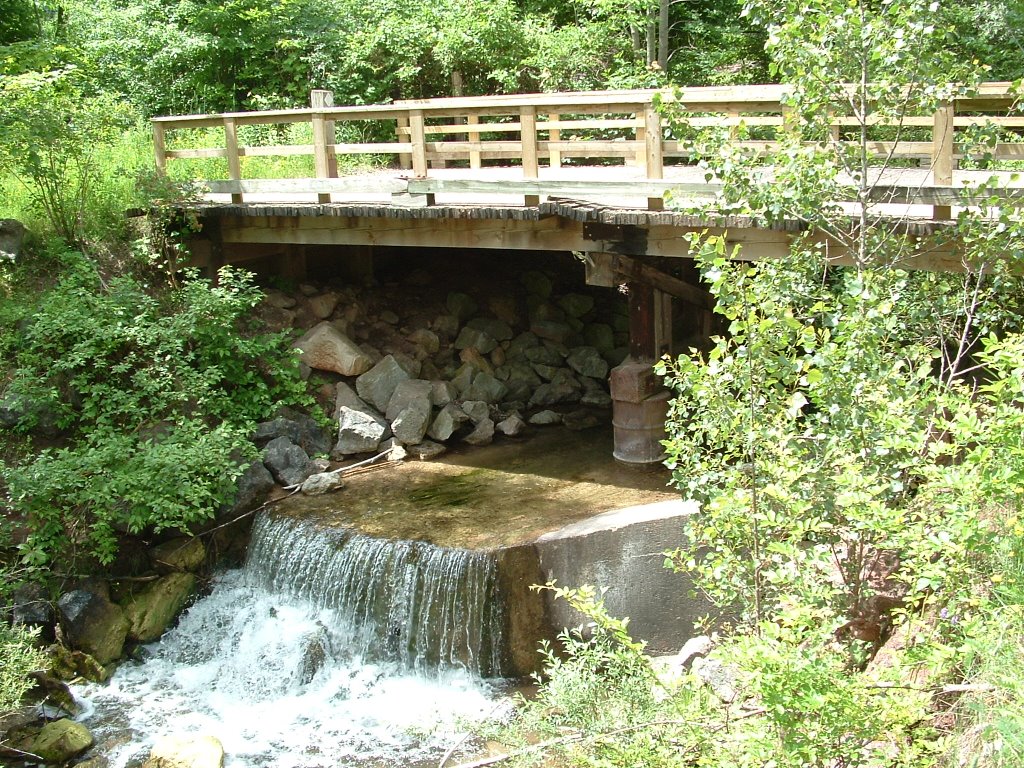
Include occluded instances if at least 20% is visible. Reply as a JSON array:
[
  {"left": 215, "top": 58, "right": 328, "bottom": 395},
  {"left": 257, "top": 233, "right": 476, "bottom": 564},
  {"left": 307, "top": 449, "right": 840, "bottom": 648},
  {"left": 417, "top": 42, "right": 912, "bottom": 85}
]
[{"left": 657, "top": 0, "right": 670, "bottom": 70}]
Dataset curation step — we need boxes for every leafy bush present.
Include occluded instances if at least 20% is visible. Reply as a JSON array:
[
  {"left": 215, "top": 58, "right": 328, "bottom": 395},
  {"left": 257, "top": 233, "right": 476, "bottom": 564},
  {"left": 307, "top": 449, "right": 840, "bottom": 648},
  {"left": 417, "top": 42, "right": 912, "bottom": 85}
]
[
  {"left": 1, "top": 256, "right": 309, "bottom": 566},
  {"left": 0, "top": 622, "right": 47, "bottom": 713}
]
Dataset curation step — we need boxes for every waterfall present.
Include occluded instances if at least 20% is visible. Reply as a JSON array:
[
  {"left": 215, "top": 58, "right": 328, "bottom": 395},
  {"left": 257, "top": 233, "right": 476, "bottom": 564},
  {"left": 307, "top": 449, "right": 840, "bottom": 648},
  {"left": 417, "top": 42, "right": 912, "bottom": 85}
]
[
  {"left": 245, "top": 514, "right": 505, "bottom": 676},
  {"left": 74, "top": 513, "right": 509, "bottom": 768}
]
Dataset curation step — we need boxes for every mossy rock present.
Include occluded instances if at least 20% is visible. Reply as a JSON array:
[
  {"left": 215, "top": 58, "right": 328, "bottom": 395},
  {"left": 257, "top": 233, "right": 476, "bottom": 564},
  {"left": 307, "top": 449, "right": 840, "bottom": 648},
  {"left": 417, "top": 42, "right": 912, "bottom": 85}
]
[
  {"left": 149, "top": 537, "right": 206, "bottom": 573},
  {"left": 123, "top": 573, "right": 196, "bottom": 643},
  {"left": 49, "top": 646, "right": 109, "bottom": 683},
  {"left": 31, "top": 718, "right": 93, "bottom": 763},
  {"left": 28, "top": 672, "right": 81, "bottom": 717}
]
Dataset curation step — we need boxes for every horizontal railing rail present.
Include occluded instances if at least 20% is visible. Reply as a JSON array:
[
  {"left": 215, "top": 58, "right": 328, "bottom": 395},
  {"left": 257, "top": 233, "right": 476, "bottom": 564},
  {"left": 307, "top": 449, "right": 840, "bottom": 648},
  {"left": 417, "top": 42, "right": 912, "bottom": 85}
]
[{"left": 152, "top": 83, "right": 1023, "bottom": 217}]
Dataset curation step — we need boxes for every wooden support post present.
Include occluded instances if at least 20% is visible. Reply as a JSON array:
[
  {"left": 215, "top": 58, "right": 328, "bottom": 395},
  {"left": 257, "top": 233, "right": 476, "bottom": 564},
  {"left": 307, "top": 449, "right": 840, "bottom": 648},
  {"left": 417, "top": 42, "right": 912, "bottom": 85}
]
[
  {"left": 653, "top": 289, "right": 672, "bottom": 357},
  {"left": 635, "top": 121, "right": 646, "bottom": 169},
  {"left": 223, "top": 117, "right": 243, "bottom": 204},
  {"left": 153, "top": 122, "right": 167, "bottom": 174},
  {"left": 279, "top": 244, "right": 308, "bottom": 282},
  {"left": 548, "top": 112, "right": 561, "bottom": 168},
  {"left": 521, "top": 105, "right": 540, "bottom": 206},
  {"left": 311, "top": 90, "right": 335, "bottom": 204},
  {"left": 643, "top": 105, "right": 664, "bottom": 211},
  {"left": 396, "top": 116, "right": 412, "bottom": 170},
  {"left": 628, "top": 282, "right": 656, "bottom": 359},
  {"left": 932, "top": 100, "right": 955, "bottom": 220},
  {"left": 467, "top": 114, "right": 482, "bottom": 170},
  {"left": 204, "top": 216, "right": 225, "bottom": 280},
  {"left": 409, "top": 109, "right": 428, "bottom": 178}
]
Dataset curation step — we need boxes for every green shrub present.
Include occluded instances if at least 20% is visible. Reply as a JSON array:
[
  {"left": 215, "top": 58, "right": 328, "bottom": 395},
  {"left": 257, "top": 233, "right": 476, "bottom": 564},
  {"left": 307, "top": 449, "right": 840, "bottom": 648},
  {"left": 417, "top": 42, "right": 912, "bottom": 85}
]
[
  {"left": 1, "top": 257, "right": 310, "bottom": 566},
  {"left": 0, "top": 622, "right": 46, "bottom": 713}
]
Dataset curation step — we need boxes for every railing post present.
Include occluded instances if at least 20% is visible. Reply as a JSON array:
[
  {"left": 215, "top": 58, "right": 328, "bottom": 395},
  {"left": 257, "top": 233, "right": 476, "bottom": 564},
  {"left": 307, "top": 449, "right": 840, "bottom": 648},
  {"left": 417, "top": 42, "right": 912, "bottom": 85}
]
[
  {"left": 153, "top": 122, "right": 167, "bottom": 174},
  {"left": 409, "top": 110, "right": 428, "bottom": 177},
  {"left": 521, "top": 105, "right": 540, "bottom": 206},
  {"left": 223, "top": 117, "right": 243, "bottom": 204},
  {"left": 643, "top": 104, "right": 664, "bottom": 211},
  {"left": 396, "top": 116, "right": 412, "bottom": 170},
  {"left": 467, "top": 114, "right": 482, "bottom": 169},
  {"left": 932, "top": 100, "right": 955, "bottom": 220},
  {"left": 311, "top": 89, "right": 336, "bottom": 204},
  {"left": 548, "top": 112, "right": 561, "bottom": 168}
]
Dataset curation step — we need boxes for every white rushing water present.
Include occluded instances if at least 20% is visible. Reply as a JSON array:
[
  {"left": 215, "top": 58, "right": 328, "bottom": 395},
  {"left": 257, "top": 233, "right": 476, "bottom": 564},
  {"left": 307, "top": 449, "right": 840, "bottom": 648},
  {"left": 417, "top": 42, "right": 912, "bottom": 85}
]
[{"left": 75, "top": 515, "right": 510, "bottom": 767}]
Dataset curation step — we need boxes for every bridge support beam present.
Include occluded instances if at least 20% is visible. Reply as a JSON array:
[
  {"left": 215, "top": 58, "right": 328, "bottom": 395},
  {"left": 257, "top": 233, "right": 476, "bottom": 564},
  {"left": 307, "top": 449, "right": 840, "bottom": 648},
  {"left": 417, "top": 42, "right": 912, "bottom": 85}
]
[{"left": 610, "top": 282, "right": 672, "bottom": 466}]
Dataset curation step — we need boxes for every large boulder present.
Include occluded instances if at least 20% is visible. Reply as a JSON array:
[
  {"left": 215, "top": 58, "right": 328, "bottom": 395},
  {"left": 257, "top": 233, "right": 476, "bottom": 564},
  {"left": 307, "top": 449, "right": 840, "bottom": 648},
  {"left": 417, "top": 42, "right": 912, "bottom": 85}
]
[
  {"left": 356, "top": 355, "right": 411, "bottom": 412},
  {"left": 567, "top": 346, "right": 609, "bottom": 379},
  {"left": 427, "top": 403, "right": 470, "bottom": 442},
  {"left": 143, "top": 734, "right": 224, "bottom": 768},
  {"left": 123, "top": 572, "right": 196, "bottom": 643},
  {"left": 464, "top": 372, "right": 509, "bottom": 404},
  {"left": 11, "top": 583, "right": 55, "bottom": 637},
  {"left": 293, "top": 321, "right": 373, "bottom": 376},
  {"left": 334, "top": 405, "right": 389, "bottom": 456},
  {"left": 387, "top": 380, "right": 434, "bottom": 446},
  {"left": 149, "top": 537, "right": 206, "bottom": 573},
  {"left": 446, "top": 292, "right": 478, "bottom": 322},
  {"left": 30, "top": 719, "right": 93, "bottom": 764},
  {"left": 262, "top": 436, "right": 316, "bottom": 487},
  {"left": 466, "top": 317, "right": 514, "bottom": 342},
  {"left": 254, "top": 410, "right": 331, "bottom": 457},
  {"left": 463, "top": 418, "right": 495, "bottom": 446},
  {"left": 224, "top": 460, "right": 275, "bottom": 518},
  {"left": 454, "top": 326, "right": 498, "bottom": 354},
  {"left": 57, "top": 590, "right": 129, "bottom": 665}
]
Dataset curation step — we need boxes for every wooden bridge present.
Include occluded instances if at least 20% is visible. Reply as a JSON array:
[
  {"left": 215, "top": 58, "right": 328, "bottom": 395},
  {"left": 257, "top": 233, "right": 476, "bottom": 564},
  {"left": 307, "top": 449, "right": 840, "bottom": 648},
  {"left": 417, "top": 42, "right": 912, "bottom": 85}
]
[{"left": 154, "top": 83, "right": 1023, "bottom": 462}]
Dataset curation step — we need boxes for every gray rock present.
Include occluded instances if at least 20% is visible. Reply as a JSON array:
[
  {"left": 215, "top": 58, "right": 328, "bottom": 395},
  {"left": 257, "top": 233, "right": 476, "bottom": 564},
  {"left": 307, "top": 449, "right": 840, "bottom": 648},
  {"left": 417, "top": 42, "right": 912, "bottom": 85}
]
[
  {"left": 532, "top": 380, "right": 581, "bottom": 409},
  {"left": 293, "top": 321, "right": 373, "bottom": 376},
  {"left": 407, "top": 440, "right": 447, "bottom": 460},
  {"left": 262, "top": 436, "right": 316, "bottom": 486},
  {"left": 677, "top": 635, "right": 714, "bottom": 669},
  {"left": 462, "top": 418, "right": 495, "bottom": 446},
  {"left": 0, "top": 219, "right": 25, "bottom": 262},
  {"left": 454, "top": 326, "right": 498, "bottom": 354},
  {"left": 298, "top": 283, "right": 319, "bottom": 297},
  {"left": 529, "top": 409, "right": 562, "bottom": 425},
  {"left": 258, "top": 305, "right": 296, "bottom": 332},
  {"left": 507, "top": 331, "right": 541, "bottom": 359},
  {"left": 430, "top": 380, "right": 457, "bottom": 407},
  {"left": 567, "top": 346, "right": 610, "bottom": 379},
  {"left": 408, "top": 327, "right": 440, "bottom": 355},
  {"left": 335, "top": 406, "right": 389, "bottom": 455},
  {"left": 334, "top": 382, "right": 372, "bottom": 419},
  {"left": 524, "top": 345, "right": 564, "bottom": 367},
  {"left": 530, "top": 320, "right": 574, "bottom": 344},
  {"left": 392, "top": 352, "right": 422, "bottom": 378},
  {"left": 427, "top": 402, "right": 470, "bottom": 441},
  {"left": 57, "top": 590, "right": 128, "bottom": 665},
  {"left": 450, "top": 364, "right": 476, "bottom": 397},
  {"left": 559, "top": 293, "right": 595, "bottom": 318},
  {"left": 467, "top": 317, "right": 514, "bottom": 341},
  {"left": 254, "top": 411, "right": 331, "bottom": 456},
  {"left": 308, "top": 291, "right": 340, "bottom": 319},
  {"left": 584, "top": 323, "right": 616, "bottom": 353},
  {"left": 433, "top": 314, "right": 460, "bottom": 339},
  {"left": 226, "top": 460, "right": 275, "bottom": 517},
  {"left": 390, "top": 401, "right": 433, "bottom": 445},
  {"left": 529, "top": 301, "right": 566, "bottom": 323},
  {"left": 385, "top": 379, "right": 433, "bottom": 422},
  {"left": 461, "top": 400, "right": 491, "bottom": 424},
  {"left": 300, "top": 471, "right": 346, "bottom": 495},
  {"left": 496, "top": 414, "right": 527, "bottom": 436},
  {"left": 532, "top": 363, "right": 561, "bottom": 381},
  {"left": 692, "top": 657, "right": 739, "bottom": 703},
  {"left": 446, "top": 292, "right": 478, "bottom": 322},
  {"left": 464, "top": 372, "right": 509, "bottom": 404},
  {"left": 521, "top": 270, "right": 553, "bottom": 298},
  {"left": 264, "top": 289, "right": 296, "bottom": 309},
  {"left": 12, "top": 583, "right": 54, "bottom": 633},
  {"left": 459, "top": 347, "right": 494, "bottom": 375},
  {"left": 356, "top": 355, "right": 412, "bottom": 411},
  {"left": 380, "top": 309, "right": 400, "bottom": 325}
]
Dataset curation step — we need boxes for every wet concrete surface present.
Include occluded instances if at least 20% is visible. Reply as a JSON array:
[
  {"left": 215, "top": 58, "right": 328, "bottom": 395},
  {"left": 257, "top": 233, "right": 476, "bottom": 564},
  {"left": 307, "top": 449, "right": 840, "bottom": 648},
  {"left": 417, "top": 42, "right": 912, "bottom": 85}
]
[{"left": 273, "top": 423, "right": 679, "bottom": 550}]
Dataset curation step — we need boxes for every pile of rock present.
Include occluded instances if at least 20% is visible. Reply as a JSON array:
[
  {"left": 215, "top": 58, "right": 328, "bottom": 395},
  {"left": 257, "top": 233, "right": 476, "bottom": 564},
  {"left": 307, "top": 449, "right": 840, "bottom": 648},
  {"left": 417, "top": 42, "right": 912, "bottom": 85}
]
[{"left": 271, "top": 268, "right": 628, "bottom": 471}]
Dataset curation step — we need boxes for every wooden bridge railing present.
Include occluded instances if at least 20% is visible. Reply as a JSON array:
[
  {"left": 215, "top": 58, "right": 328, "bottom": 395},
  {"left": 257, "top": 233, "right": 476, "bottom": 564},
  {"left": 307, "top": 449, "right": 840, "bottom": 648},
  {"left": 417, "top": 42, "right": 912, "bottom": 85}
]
[{"left": 152, "top": 83, "right": 1022, "bottom": 218}]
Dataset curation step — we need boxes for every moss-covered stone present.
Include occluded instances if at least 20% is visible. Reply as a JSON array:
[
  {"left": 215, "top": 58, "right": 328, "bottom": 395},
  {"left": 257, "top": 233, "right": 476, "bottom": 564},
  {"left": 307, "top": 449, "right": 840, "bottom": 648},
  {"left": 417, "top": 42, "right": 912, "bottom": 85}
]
[
  {"left": 49, "top": 646, "right": 109, "bottom": 683},
  {"left": 31, "top": 718, "right": 93, "bottom": 763},
  {"left": 149, "top": 537, "right": 206, "bottom": 573},
  {"left": 55, "top": 591, "right": 128, "bottom": 666},
  {"left": 123, "top": 573, "right": 196, "bottom": 643}
]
